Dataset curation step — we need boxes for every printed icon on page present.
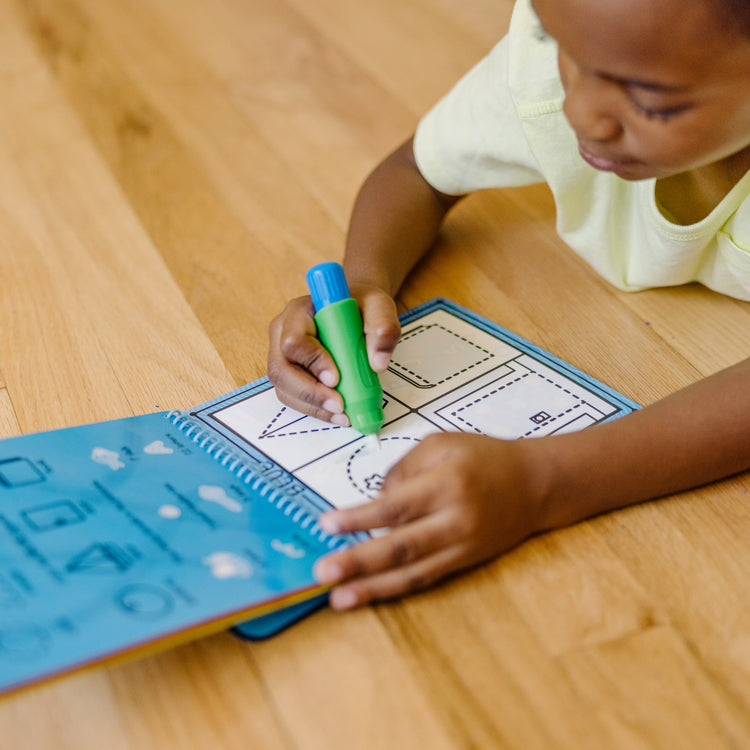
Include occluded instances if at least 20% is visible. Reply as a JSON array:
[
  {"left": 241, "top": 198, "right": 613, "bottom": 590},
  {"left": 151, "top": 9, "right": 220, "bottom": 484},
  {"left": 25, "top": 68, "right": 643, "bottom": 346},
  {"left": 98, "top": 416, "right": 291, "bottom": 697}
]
[
  {"left": 202, "top": 552, "right": 253, "bottom": 579},
  {"left": 91, "top": 447, "right": 125, "bottom": 470},
  {"left": 0, "top": 457, "right": 46, "bottom": 488}
]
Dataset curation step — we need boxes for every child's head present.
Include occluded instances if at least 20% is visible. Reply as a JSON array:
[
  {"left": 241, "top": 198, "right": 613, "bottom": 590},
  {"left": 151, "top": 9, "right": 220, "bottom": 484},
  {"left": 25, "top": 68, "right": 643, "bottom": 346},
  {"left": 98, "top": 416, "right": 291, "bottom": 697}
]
[
  {"left": 710, "top": 0, "right": 750, "bottom": 38},
  {"left": 531, "top": 0, "right": 750, "bottom": 181}
]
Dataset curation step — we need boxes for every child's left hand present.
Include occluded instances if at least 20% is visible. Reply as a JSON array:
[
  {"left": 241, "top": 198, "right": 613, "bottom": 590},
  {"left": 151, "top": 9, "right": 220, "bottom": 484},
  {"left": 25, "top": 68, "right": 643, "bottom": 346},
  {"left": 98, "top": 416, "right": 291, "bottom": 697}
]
[
  {"left": 313, "top": 432, "right": 547, "bottom": 609},
  {"left": 314, "top": 358, "right": 750, "bottom": 609}
]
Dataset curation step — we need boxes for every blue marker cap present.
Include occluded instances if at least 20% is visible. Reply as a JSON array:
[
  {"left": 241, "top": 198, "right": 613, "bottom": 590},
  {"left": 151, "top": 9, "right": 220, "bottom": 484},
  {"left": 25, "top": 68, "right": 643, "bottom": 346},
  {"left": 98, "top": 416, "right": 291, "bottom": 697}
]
[{"left": 306, "top": 262, "right": 350, "bottom": 313}]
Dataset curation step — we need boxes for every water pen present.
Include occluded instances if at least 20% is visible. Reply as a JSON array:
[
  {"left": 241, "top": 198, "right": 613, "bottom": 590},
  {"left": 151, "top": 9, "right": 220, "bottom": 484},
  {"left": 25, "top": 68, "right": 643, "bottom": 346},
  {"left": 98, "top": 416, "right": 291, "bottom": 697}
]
[{"left": 306, "top": 262, "right": 384, "bottom": 445}]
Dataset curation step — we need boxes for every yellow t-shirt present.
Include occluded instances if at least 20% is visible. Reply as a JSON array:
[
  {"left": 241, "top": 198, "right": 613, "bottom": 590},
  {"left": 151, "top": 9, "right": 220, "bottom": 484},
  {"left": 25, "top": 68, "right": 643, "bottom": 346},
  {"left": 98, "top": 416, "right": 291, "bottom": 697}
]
[{"left": 413, "top": 0, "right": 750, "bottom": 301}]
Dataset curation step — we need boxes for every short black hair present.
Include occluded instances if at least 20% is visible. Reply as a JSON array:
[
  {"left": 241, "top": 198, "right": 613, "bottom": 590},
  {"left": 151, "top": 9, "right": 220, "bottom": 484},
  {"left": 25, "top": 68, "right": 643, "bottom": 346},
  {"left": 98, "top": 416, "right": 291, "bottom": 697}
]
[{"left": 712, "top": 0, "right": 750, "bottom": 37}]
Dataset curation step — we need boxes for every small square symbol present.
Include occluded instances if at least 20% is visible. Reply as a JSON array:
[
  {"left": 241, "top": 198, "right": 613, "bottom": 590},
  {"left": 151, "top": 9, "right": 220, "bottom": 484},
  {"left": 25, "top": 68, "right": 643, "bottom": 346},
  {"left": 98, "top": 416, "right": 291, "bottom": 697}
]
[
  {"left": 0, "top": 458, "right": 46, "bottom": 488},
  {"left": 530, "top": 411, "right": 551, "bottom": 425}
]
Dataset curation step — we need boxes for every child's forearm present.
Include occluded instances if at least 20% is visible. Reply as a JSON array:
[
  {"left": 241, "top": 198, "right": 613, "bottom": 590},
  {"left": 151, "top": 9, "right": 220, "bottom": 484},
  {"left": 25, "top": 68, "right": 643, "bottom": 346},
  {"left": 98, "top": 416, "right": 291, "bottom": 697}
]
[
  {"left": 343, "top": 137, "right": 462, "bottom": 296},
  {"left": 534, "top": 357, "right": 750, "bottom": 531},
  {"left": 310, "top": 352, "right": 750, "bottom": 611}
]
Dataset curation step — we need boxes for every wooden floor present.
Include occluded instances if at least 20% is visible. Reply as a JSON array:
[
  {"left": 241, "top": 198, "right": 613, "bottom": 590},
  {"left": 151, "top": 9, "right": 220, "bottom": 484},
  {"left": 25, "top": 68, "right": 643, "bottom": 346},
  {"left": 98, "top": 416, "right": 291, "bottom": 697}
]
[{"left": 2, "top": 0, "right": 750, "bottom": 747}]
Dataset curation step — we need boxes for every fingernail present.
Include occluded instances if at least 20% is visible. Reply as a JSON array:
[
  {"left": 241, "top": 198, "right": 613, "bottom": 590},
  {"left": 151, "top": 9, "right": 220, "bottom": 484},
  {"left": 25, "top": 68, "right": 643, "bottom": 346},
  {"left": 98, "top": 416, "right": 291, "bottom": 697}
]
[
  {"left": 371, "top": 351, "right": 391, "bottom": 372},
  {"left": 314, "top": 558, "right": 342, "bottom": 584},
  {"left": 319, "top": 370, "right": 338, "bottom": 388},
  {"left": 318, "top": 513, "right": 341, "bottom": 534},
  {"left": 323, "top": 397, "right": 343, "bottom": 414},
  {"left": 330, "top": 588, "right": 358, "bottom": 610},
  {"left": 331, "top": 413, "right": 350, "bottom": 427}
]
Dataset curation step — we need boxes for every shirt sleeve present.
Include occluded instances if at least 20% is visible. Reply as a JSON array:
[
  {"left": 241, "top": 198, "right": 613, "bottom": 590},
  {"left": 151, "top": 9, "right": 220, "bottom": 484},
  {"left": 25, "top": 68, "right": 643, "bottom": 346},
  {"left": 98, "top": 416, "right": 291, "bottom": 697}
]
[{"left": 413, "top": 35, "right": 545, "bottom": 196}]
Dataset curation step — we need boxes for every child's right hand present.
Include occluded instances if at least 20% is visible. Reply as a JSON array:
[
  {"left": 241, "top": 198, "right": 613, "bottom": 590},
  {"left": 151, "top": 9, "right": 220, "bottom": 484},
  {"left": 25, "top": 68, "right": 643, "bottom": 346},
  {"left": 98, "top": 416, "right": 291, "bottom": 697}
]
[{"left": 267, "top": 283, "right": 401, "bottom": 424}]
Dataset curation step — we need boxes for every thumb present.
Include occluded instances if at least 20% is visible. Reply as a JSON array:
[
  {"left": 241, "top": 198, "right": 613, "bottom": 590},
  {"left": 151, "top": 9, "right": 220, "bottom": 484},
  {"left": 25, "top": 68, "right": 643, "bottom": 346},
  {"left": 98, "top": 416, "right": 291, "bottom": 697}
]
[{"left": 357, "top": 289, "right": 400, "bottom": 372}]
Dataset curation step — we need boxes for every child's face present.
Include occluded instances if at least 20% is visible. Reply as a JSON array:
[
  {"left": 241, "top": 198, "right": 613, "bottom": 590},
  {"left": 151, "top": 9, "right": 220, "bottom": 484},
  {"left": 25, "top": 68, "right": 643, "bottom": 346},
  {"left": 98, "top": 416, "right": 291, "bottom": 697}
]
[{"left": 532, "top": 0, "right": 750, "bottom": 181}]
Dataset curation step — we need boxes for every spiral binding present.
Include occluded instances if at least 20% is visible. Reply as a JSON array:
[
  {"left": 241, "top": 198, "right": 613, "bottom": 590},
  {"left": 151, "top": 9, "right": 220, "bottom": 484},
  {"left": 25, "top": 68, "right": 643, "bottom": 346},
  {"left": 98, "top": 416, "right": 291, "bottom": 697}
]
[{"left": 166, "top": 411, "right": 348, "bottom": 551}]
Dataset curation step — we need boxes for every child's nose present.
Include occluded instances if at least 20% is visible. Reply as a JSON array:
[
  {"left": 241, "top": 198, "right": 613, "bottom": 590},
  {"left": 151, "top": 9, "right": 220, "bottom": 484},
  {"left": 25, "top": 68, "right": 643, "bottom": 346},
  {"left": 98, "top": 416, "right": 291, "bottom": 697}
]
[{"left": 562, "top": 69, "right": 623, "bottom": 143}]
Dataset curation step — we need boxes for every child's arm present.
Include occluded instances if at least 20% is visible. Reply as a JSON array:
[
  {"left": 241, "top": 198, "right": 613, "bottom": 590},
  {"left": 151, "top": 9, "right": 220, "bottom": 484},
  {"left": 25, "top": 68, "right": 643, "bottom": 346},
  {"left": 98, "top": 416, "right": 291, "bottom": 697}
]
[
  {"left": 313, "top": 357, "right": 750, "bottom": 609},
  {"left": 269, "top": 136, "right": 750, "bottom": 611},
  {"left": 267, "top": 137, "right": 461, "bottom": 420}
]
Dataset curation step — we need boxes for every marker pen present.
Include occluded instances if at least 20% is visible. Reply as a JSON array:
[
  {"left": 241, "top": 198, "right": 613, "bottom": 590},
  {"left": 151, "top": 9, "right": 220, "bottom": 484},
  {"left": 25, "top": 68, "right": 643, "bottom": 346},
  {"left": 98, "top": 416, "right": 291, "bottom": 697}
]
[{"left": 306, "top": 262, "right": 384, "bottom": 439}]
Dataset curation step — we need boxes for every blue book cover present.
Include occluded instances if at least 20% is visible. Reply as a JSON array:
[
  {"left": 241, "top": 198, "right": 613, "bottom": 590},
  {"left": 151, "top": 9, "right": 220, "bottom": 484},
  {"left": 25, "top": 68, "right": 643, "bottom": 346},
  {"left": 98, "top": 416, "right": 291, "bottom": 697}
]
[
  {"left": 0, "top": 412, "right": 349, "bottom": 695},
  {"left": 0, "top": 299, "right": 638, "bottom": 694}
]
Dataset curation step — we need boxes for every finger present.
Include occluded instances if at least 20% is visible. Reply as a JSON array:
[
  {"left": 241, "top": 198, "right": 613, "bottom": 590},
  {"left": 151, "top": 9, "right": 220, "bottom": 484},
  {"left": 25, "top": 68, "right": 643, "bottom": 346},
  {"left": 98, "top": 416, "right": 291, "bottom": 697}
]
[
  {"left": 317, "top": 471, "right": 443, "bottom": 535},
  {"left": 272, "top": 297, "right": 340, "bottom": 387},
  {"left": 379, "top": 432, "right": 456, "bottom": 488},
  {"left": 358, "top": 292, "right": 400, "bottom": 372},
  {"left": 327, "top": 544, "right": 468, "bottom": 610},
  {"left": 268, "top": 362, "right": 348, "bottom": 425},
  {"left": 267, "top": 299, "right": 347, "bottom": 423},
  {"left": 314, "top": 510, "right": 455, "bottom": 585}
]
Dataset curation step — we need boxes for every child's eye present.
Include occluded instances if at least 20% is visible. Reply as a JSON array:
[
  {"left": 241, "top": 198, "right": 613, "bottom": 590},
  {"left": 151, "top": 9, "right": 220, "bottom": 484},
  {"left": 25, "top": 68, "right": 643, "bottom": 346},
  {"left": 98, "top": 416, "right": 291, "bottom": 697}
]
[{"left": 628, "top": 97, "right": 688, "bottom": 122}]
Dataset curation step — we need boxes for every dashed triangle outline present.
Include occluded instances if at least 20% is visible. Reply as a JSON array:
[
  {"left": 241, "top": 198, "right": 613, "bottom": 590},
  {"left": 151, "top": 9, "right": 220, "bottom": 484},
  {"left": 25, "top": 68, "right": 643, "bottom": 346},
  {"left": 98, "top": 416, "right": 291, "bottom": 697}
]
[{"left": 259, "top": 406, "right": 342, "bottom": 439}]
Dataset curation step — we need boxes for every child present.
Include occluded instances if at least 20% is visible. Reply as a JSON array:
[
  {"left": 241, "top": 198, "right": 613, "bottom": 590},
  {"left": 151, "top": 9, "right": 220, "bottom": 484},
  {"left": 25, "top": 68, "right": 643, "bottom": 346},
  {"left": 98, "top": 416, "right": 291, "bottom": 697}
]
[{"left": 267, "top": 0, "right": 750, "bottom": 610}]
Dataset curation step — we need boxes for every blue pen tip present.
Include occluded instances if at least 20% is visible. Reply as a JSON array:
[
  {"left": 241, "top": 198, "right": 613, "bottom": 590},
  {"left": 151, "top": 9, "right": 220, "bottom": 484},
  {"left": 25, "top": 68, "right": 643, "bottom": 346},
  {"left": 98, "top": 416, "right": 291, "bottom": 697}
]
[{"left": 306, "top": 262, "right": 350, "bottom": 313}]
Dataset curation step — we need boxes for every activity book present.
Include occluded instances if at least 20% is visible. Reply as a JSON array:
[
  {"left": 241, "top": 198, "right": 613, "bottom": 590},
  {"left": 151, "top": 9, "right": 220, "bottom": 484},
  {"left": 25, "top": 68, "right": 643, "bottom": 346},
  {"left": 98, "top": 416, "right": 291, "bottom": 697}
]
[{"left": 0, "top": 298, "right": 637, "bottom": 695}]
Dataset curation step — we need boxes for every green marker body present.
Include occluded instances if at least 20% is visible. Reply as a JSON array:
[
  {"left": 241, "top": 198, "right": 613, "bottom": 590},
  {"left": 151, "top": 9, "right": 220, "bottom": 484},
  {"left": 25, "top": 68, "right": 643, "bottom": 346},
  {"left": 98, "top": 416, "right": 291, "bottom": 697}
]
[{"left": 314, "top": 299, "right": 384, "bottom": 435}]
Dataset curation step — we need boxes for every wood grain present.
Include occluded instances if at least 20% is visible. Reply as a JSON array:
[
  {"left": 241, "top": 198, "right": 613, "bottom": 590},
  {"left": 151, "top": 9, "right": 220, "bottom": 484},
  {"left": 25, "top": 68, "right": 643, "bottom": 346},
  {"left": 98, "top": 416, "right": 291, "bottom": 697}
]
[{"left": 1, "top": 0, "right": 749, "bottom": 747}]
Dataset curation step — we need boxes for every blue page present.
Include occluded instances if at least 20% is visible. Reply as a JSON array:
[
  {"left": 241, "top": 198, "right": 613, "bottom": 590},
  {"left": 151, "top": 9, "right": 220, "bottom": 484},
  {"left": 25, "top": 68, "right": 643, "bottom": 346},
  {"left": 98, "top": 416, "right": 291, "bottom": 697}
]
[{"left": 0, "top": 412, "right": 341, "bottom": 694}]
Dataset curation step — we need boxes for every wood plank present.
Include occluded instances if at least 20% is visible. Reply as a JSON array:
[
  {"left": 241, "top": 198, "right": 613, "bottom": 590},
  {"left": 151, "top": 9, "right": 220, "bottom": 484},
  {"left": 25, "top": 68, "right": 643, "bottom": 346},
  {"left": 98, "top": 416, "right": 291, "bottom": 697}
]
[
  {"left": 596, "top": 484, "right": 750, "bottom": 713},
  {"left": 3, "top": 674, "right": 134, "bottom": 750},
  {"left": 3, "top": 0, "right": 750, "bottom": 747},
  {"left": 375, "top": 564, "right": 614, "bottom": 750},
  {"left": 280, "top": 0, "right": 513, "bottom": 111},
  {"left": 19, "top": 0, "right": 357, "bottom": 382},
  {"left": 0, "top": 0, "right": 233, "bottom": 430},
  {"left": 244, "top": 611, "right": 459, "bottom": 750},
  {"left": 560, "top": 625, "right": 750, "bottom": 749},
  {"left": 497, "top": 525, "right": 664, "bottom": 657},
  {"left": 0, "top": 389, "right": 20, "bottom": 439}
]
